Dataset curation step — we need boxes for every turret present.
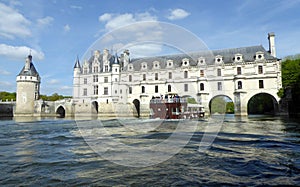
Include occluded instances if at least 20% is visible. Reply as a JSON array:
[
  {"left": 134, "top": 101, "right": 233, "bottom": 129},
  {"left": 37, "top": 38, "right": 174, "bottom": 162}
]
[
  {"left": 268, "top": 32, "right": 276, "bottom": 57},
  {"left": 15, "top": 54, "right": 41, "bottom": 116},
  {"left": 73, "top": 57, "right": 81, "bottom": 99}
]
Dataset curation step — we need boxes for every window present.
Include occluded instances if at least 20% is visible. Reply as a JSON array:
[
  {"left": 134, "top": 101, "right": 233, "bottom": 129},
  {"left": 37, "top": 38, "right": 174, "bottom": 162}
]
[
  {"left": 105, "top": 65, "right": 108, "bottom": 72},
  {"left": 184, "top": 84, "right": 188, "bottom": 92},
  {"left": 217, "top": 82, "right": 222, "bottom": 91},
  {"left": 142, "top": 86, "right": 145, "bottom": 93},
  {"left": 115, "top": 78, "right": 117, "bottom": 82},
  {"left": 217, "top": 68, "right": 221, "bottom": 76},
  {"left": 93, "top": 66, "right": 98, "bottom": 73},
  {"left": 104, "top": 77, "right": 108, "bottom": 83},
  {"left": 104, "top": 87, "right": 108, "bottom": 95},
  {"left": 115, "top": 90, "right": 117, "bottom": 94},
  {"left": 129, "top": 75, "right": 132, "bottom": 82},
  {"left": 200, "top": 83, "right": 204, "bottom": 91},
  {"left": 83, "top": 88, "right": 87, "bottom": 96},
  {"left": 259, "top": 80, "right": 264, "bottom": 88},
  {"left": 155, "top": 85, "right": 158, "bottom": 93},
  {"left": 93, "top": 75, "right": 98, "bottom": 82},
  {"left": 120, "top": 89, "right": 122, "bottom": 94},
  {"left": 169, "top": 72, "right": 172, "bottom": 79},
  {"left": 83, "top": 67, "right": 88, "bottom": 74},
  {"left": 115, "top": 68, "right": 118, "bottom": 72},
  {"left": 155, "top": 73, "right": 158, "bottom": 80},
  {"left": 237, "top": 81, "right": 242, "bottom": 89},
  {"left": 94, "top": 85, "right": 98, "bottom": 95},
  {"left": 237, "top": 67, "right": 242, "bottom": 75},
  {"left": 143, "top": 74, "right": 146, "bottom": 81},
  {"left": 184, "top": 71, "right": 188, "bottom": 78},
  {"left": 168, "top": 85, "right": 171, "bottom": 92},
  {"left": 200, "top": 70, "right": 204, "bottom": 77},
  {"left": 129, "top": 87, "right": 132, "bottom": 94},
  {"left": 258, "top": 65, "right": 263, "bottom": 74}
]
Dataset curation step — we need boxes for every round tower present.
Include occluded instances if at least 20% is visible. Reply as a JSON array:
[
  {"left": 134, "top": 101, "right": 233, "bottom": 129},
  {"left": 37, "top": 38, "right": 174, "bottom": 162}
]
[
  {"left": 73, "top": 57, "right": 81, "bottom": 99},
  {"left": 15, "top": 55, "right": 41, "bottom": 116}
]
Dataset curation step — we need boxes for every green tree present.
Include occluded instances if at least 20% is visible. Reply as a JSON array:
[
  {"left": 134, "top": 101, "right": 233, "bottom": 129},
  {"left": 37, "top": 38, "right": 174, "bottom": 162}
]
[{"left": 0, "top": 92, "right": 16, "bottom": 101}]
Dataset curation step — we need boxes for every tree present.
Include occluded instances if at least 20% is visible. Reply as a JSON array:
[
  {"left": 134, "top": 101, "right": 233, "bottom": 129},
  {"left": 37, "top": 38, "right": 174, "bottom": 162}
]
[{"left": 0, "top": 92, "right": 16, "bottom": 101}]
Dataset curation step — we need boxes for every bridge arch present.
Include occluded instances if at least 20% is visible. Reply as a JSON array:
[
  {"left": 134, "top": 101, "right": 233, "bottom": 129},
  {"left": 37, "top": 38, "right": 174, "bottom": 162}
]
[
  {"left": 133, "top": 99, "right": 140, "bottom": 118},
  {"left": 208, "top": 95, "right": 234, "bottom": 114},
  {"left": 247, "top": 93, "right": 279, "bottom": 115},
  {"left": 56, "top": 105, "right": 65, "bottom": 118},
  {"left": 91, "top": 101, "right": 98, "bottom": 114}
]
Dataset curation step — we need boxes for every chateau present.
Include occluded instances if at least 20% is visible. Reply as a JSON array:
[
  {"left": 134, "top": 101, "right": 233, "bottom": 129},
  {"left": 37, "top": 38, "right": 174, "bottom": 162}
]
[
  {"left": 7, "top": 33, "right": 282, "bottom": 117},
  {"left": 72, "top": 32, "right": 282, "bottom": 117}
]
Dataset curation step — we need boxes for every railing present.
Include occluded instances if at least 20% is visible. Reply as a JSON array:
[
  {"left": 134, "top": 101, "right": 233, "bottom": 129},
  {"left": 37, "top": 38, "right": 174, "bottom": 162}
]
[{"left": 150, "top": 98, "right": 187, "bottom": 104}]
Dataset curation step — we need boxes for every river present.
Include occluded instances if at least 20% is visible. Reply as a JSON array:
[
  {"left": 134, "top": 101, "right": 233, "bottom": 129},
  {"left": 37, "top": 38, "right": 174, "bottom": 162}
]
[{"left": 0, "top": 115, "right": 299, "bottom": 186}]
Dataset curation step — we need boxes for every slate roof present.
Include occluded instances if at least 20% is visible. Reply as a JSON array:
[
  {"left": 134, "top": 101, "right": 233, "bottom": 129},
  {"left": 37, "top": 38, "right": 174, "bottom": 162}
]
[
  {"left": 18, "top": 56, "right": 39, "bottom": 77},
  {"left": 127, "top": 45, "right": 277, "bottom": 71}
]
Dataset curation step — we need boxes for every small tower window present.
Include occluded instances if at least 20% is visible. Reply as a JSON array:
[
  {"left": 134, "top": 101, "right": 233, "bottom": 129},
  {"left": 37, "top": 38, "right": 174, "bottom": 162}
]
[
  {"left": 104, "top": 77, "right": 108, "bottom": 83},
  {"left": 169, "top": 72, "right": 172, "bottom": 79},
  {"left": 155, "top": 73, "right": 158, "bottom": 80},
  {"left": 217, "top": 68, "right": 222, "bottom": 76},
  {"left": 129, "top": 75, "right": 132, "bottom": 82},
  {"left": 142, "top": 86, "right": 145, "bottom": 93}
]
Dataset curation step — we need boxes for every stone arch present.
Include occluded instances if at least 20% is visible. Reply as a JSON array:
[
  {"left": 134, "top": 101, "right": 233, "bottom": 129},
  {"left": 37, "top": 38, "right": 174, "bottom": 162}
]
[
  {"left": 209, "top": 95, "right": 234, "bottom": 114},
  {"left": 56, "top": 105, "right": 65, "bottom": 118},
  {"left": 133, "top": 99, "right": 140, "bottom": 118},
  {"left": 91, "top": 101, "right": 98, "bottom": 113},
  {"left": 247, "top": 93, "right": 279, "bottom": 115}
]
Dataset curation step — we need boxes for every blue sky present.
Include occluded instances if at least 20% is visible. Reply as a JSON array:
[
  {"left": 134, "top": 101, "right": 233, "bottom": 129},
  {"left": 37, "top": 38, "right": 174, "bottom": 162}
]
[{"left": 0, "top": 0, "right": 299, "bottom": 96}]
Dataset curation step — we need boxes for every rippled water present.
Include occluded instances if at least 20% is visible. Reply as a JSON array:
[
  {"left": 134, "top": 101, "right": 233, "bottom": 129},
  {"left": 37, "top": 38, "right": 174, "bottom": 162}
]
[{"left": 0, "top": 116, "right": 300, "bottom": 186}]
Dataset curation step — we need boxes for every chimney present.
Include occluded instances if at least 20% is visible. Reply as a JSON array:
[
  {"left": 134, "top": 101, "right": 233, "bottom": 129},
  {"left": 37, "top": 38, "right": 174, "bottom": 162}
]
[{"left": 268, "top": 32, "right": 276, "bottom": 57}]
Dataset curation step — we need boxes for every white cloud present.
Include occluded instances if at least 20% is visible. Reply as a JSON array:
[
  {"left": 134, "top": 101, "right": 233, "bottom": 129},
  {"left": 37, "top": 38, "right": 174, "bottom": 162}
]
[
  {"left": 167, "top": 8, "right": 190, "bottom": 20},
  {"left": 0, "top": 2, "right": 31, "bottom": 39},
  {"left": 64, "top": 24, "right": 71, "bottom": 32},
  {"left": 70, "top": 5, "right": 82, "bottom": 10},
  {"left": 0, "top": 69, "right": 11, "bottom": 75},
  {"left": 37, "top": 16, "right": 54, "bottom": 27},
  {"left": 48, "top": 79, "right": 60, "bottom": 84},
  {"left": 98, "top": 12, "right": 157, "bottom": 31},
  {"left": 0, "top": 44, "right": 44, "bottom": 61},
  {"left": 99, "top": 13, "right": 112, "bottom": 22}
]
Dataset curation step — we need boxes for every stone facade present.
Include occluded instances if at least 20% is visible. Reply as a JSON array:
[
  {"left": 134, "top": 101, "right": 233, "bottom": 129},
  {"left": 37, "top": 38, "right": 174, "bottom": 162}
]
[{"left": 72, "top": 33, "right": 282, "bottom": 117}]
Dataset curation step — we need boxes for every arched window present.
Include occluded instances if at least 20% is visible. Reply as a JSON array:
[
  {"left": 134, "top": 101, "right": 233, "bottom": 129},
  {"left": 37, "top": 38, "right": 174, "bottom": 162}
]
[
  {"left": 238, "top": 81, "right": 242, "bottom": 89},
  {"left": 200, "top": 83, "right": 204, "bottom": 91},
  {"left": 168, "top": 85, "right": 171, "bottom": 92}
]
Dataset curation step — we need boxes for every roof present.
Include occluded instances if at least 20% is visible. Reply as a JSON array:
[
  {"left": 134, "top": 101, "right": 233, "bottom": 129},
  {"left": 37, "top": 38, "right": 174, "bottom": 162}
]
[
  {"left": 18, "top": 55, "right": 39, "bottom": 77},
  {"left": 126, "top": 45, "right": 277, "bottom": 71}
]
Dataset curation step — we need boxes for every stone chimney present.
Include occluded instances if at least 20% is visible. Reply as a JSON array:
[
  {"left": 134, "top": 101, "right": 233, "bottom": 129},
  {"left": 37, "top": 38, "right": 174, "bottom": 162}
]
[{"left": 268, "top": 32, "right": 276, "bottom": 57}]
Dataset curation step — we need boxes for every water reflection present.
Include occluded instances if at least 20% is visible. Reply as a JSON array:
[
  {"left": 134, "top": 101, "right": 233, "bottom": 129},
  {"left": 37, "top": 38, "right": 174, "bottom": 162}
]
[{"left": 0, "top": 116, "right": 299, "bottom": 186}]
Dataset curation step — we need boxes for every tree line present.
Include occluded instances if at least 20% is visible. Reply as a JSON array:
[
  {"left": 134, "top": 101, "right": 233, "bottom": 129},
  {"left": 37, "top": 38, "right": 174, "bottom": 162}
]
[{"left": 0, "top": 92, "right": 71, "bottom": 102}]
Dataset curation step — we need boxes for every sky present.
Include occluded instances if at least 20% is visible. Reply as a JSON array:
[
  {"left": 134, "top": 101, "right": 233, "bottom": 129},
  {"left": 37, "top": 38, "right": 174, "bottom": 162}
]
[{"left": 0, "top": 0, "right": 299, "bottom": 96}]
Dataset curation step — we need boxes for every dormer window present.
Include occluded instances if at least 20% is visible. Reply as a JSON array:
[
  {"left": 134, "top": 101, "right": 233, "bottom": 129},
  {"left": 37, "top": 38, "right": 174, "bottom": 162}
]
[
  {"left": 215, "top": 55, "right": 223, "bottom": 64},
  {"left": 128, "top": 64, "right": 134, "bottom": 71},
  {"left": 141, "top": 62, "right": 147, "bottom": 70},
  {"left": 255, "top": 51, "right": 265, "bottom": 61},
  {"left": 153, "top": 61, "right": 160, "bottom": 69},
  {"left": 182, "top": 58, "right": 190, "bottom": 66},
  {"left": 198, "top": 57, "right": 206, "bottom": 66},
  {"left": 167, "top": 60, "right": 173, "bottom": 68},
  {"left": 233, "top": 54, "right": 243, "bottom": 63}
]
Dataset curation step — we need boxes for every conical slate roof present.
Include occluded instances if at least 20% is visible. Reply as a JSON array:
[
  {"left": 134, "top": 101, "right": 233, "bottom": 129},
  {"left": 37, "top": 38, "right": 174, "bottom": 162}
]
[{"left": 18, "top": 55, "right": 39, "bottom": 77}]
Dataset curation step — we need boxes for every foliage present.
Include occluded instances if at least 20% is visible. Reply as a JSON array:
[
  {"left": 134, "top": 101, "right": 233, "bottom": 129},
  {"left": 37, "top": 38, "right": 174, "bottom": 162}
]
[
  {"left": 187, "top": 97, "right": 197, "bottom": 104},
  {"left": 40, "top": 93, "right": 72, "bottom": 101},
  {"left": 248, "top": 93, "right": 274, "bottom": 114},
  {"left": 281, "top": 57, "right": 300, "bottom": 89},
  {"left": 210, "top": 96, "right": 231, "bottom": 114},
  {"left": 226, "top": 102, "right": 234, "bottom": 113},
  {"left": 0, "top": 92, "right": 16, "bottom": 101}
]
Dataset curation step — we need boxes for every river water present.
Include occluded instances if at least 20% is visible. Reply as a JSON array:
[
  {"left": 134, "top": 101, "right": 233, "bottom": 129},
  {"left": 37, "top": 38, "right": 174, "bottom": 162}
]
[{"left": 0, "top": 115, "right": 299, "bottom": 186}]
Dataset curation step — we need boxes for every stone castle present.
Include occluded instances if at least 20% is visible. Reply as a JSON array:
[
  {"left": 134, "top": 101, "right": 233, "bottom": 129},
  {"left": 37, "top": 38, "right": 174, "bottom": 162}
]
[{"left": 8, "top": 32, "right": 283, "bottom": 118}]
